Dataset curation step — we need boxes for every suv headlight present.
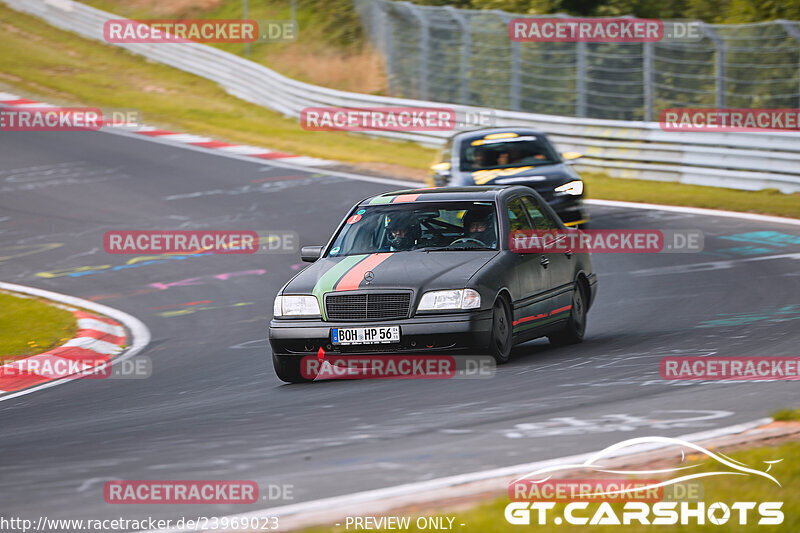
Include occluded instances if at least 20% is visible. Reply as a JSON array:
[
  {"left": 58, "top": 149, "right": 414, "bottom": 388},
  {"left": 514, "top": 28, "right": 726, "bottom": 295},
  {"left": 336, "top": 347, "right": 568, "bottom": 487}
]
[
  {"left": 273, "top": 295, "right": 321, "bottom": 317},
  {"left": 554, "top": 180, "right": 584, "bottom": 195},
  {"left": 417, "top": 289, "right": 481, "bottom": 311}
]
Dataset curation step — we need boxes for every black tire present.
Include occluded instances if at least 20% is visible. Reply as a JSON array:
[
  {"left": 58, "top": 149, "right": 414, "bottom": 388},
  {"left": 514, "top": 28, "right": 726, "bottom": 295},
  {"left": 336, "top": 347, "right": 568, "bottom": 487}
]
[
  {"left": 488, "top": 296, "right": 513, "bottom": 364},
  {"left": 548, "top": 281, "right": 587, "bottom": 346},
  {"left": 272, "top": 354, "right": 312, "bottom": 383}
]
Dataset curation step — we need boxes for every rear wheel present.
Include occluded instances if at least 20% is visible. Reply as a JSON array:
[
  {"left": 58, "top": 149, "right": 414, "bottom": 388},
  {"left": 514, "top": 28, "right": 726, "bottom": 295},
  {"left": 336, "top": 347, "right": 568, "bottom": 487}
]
[
  {"left": 548, "top": 282, "right": 587, "bottom": 346},
  {"left": 489, "top": 296, "right": 513, "bottom": 364},
  {"left": 272, "top": 354, "right": 312, "bottom": 383}
]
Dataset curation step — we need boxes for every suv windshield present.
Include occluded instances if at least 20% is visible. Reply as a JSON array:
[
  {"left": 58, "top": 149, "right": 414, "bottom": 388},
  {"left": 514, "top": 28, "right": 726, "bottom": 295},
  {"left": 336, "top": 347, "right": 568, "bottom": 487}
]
[
  {"left": 460, "top": 134, "right": 559, "bottom": 171},
  {"left": 328, "top": 201, "right": 499, "bottom": 257}
]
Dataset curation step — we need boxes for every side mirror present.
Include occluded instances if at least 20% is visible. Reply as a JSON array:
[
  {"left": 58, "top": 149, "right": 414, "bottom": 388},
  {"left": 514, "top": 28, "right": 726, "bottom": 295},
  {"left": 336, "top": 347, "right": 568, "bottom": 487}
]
[
  {"left": 429, "top": 162, "right": 451, "bottom": 186},
  {"left": 300, "top": 245, "right": 323, "bottom": 262},
  {"left": 561, "top": 152, "right": 583, "bottom": 164}
]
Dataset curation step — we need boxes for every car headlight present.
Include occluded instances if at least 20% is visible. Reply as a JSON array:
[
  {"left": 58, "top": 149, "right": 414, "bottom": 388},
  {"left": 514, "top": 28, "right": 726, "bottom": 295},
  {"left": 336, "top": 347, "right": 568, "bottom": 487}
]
[
  {"left": 273, "top": 295, "right": 321, "bottom": 317},
  {"left": 554, "top": 180, "right": 584, "bottom": 195},
  {"left": 417, "top": 289, "right": 481, "bottom": 311}
]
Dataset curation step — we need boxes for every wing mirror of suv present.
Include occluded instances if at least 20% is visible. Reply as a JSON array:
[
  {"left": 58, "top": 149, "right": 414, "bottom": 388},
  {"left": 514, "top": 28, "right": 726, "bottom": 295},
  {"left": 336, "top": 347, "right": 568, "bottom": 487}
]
[{"left": 300, "top": 245, "right": 323, "bottom": 262}]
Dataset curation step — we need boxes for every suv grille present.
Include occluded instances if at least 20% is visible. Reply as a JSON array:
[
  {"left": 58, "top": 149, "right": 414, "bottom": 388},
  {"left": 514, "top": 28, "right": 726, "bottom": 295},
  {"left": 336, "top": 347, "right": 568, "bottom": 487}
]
[{"left": 326, "top": 292, "right": 411, "bottom": 321}]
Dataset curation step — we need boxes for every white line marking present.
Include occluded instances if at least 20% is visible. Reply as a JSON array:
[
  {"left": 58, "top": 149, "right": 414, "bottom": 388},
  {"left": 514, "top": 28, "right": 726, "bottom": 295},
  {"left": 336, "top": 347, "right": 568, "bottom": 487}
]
[
  {"left": 143, "top": 418, "right": 771, "bottom": 532},
  {"left": 61, "top": 336, "right": 123, "bottom": 355},
  {"left": 77, "top": 318, "right": 125, "bottom": 337},
  {"left": 0, "top": 282, "right": 150, "bottom": 403},
  {"left": 586, "top": 199, "right": 800, "bottom": 226},
  {"left": 217, "top": 144, "right": 280, "bottom": 155},
  {"left": 155, "top": 133, "right": 214, "bottom": 144}
]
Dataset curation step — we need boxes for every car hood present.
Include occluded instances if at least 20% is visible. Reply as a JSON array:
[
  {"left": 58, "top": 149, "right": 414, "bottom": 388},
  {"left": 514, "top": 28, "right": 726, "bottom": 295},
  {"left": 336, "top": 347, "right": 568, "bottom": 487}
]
[
  {"left": 455, "top": 162, "right": 579, "bottom": 188},
  {"left": 283, "top": 251, "right": 498, "bottom": 298}
]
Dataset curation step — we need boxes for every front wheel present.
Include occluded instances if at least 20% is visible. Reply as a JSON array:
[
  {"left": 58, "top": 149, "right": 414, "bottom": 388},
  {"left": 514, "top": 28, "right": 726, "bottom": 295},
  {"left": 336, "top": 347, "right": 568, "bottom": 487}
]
[
  {"left": 548, "top": 282, "right": 587, "bottom": 346},
  {"left": 488, "top": 296, "right": 513, "bottom": 364}
]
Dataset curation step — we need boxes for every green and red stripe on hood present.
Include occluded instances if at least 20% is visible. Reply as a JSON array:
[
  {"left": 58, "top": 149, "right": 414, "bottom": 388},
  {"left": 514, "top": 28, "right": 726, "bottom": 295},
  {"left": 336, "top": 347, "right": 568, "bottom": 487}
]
[{"left": 311, "top": 253, "right": 392, "bottom": 319}]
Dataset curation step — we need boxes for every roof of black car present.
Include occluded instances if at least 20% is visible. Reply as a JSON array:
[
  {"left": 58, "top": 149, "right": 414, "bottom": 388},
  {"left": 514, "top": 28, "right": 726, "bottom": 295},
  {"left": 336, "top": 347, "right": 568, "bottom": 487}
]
[
  {"left": 361, "top": 186, "right": 514, "bottom": 205},
  {"left": 451, "top": 127, "right": 547, "bottom": 141}
]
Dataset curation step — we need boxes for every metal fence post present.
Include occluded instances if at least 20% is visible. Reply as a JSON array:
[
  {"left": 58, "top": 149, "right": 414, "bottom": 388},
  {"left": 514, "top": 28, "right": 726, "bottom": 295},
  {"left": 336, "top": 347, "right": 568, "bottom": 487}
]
[
  {"left": 402, "top": 3, "right": 429, "bottom": 100},
  {"left": 778, "top": 20, "right": 800, "bottom": 107},
  {"left": 378, "top": 1, "right": 397, "bottom": 95},
  {"left": 445, "top": 6, "right": 471, "bottom": 105},
  {"left": 703, "top": 24, "right": 726, "bottom": 109},
  {"left": 575, "top": 41, "right": 587, "bottom": 117},
  {"left": 643, "top": 41, "right": 653, "bottom": 122},
  {"left": 242, "top": 0, "right": 251, "bottom": 58},
  {"left": 496, "top": 12, "right": 521, "bottom": 111}
]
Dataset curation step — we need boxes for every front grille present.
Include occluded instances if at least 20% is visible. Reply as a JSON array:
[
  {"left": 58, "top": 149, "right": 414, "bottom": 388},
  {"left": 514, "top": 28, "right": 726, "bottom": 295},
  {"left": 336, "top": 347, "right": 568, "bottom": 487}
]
[{"left": 326, "top": 292, "right": 411, "bottom": 321}]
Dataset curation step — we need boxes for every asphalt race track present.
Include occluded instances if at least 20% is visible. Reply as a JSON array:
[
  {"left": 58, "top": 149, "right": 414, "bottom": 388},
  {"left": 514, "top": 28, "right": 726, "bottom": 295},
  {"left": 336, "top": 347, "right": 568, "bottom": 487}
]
[{"left": 0, "top": 130, "right": 798, "bottom": 525}]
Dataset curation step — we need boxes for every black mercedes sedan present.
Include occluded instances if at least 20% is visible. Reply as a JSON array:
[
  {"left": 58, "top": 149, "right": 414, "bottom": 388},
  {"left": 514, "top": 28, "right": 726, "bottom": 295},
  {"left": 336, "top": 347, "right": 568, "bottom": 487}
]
[
  {"left": 427, "top": 128, "right": 588, "bottom": 226},
  {"left": 269, "top": 186, "right": 597, "bottom": 382}
]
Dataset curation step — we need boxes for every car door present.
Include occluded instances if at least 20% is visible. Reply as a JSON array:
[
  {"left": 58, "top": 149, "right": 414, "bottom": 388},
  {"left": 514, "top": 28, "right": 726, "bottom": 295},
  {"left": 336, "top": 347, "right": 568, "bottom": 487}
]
[
  {"left": 505, "top": 197, "right": 552, "bottom": 338},
  {"left": 521, "top": 195, "right": 574, "bottom": 313}
]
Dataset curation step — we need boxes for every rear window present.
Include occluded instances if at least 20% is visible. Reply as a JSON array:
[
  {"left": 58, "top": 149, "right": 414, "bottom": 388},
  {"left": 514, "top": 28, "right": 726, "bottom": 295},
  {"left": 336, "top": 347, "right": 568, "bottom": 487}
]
[{"left": 460, "top": 134, "right": 559, "bottom": 171}]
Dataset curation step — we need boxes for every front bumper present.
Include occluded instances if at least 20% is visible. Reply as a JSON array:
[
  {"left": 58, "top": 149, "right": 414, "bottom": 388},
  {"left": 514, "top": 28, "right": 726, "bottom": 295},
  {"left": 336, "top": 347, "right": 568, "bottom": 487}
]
[
  {"left": 548, "top": 195, "right": 586, "bottom": 226},
  {"left": 269, "top": 310, "right": 493, "bottom": 357}
]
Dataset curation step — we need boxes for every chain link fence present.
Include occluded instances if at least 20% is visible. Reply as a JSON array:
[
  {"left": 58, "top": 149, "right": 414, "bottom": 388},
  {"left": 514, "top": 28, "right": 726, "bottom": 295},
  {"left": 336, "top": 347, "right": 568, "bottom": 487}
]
[{"left": 355, "top": 0, "right": 800, "bottom": 121}]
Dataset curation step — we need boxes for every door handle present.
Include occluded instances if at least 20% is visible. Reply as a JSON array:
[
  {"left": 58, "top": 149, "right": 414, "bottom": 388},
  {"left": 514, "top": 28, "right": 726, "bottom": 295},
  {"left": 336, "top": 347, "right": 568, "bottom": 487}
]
[
  {"left": 540, "top": 255, "right": 550, "bottom": 268},
  {"left": 564, "top": 250, "right": 573, "bottom": 259}
]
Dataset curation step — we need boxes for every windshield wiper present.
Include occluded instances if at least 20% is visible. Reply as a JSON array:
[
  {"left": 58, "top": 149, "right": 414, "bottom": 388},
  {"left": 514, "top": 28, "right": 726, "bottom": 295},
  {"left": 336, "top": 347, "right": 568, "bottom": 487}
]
[{"left": 415, "top": 246, "right": 495, "bottom": 252}]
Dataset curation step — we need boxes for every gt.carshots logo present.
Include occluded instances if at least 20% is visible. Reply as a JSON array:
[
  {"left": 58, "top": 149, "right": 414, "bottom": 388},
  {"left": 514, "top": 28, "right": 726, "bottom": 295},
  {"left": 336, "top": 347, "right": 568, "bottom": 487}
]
[{"left": 505, "top": 437, "right": 784, "bottom": 526}]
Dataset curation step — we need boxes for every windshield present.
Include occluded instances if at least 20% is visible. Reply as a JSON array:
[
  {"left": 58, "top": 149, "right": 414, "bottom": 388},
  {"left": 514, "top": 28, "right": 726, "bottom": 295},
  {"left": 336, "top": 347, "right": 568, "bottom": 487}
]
[
  {"left": 460, "top": 135, "right": 560, "bottom": 171},
  {"left": 328, "top": 201, "right": 499, "bottom": 257}
]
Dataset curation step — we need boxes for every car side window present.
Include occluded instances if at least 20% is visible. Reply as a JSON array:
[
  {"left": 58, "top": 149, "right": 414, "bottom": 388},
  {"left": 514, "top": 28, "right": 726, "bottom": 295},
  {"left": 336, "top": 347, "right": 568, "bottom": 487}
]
[
  {"left": 521, "top": 196, "right": 558, "bottom": 230},
  {"left": 507, "top": 198, "right": 532, "bottom": 232}
]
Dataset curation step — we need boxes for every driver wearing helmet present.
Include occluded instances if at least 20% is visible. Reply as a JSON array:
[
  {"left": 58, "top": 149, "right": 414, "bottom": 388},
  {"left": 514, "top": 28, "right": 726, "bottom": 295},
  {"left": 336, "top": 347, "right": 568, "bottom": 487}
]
[
  {"left": 385, "top": 212, "right": 420, "bottom": 251},
  {"left": 461, "top": 208, "right": 497, "bottom": 247}
]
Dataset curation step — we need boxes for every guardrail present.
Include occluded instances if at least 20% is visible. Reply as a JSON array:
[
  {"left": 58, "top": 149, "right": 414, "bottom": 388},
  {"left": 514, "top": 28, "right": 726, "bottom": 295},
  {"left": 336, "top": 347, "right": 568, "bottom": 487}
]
[{"left": 4, "top": 0, "right": 799, "bottom": 193}]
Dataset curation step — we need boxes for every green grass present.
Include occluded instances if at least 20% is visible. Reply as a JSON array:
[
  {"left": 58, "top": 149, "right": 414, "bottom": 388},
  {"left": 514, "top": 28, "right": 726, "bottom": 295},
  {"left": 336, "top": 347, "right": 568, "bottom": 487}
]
[
  {"left": 0, "top": 4, "right": 798, "bottom": 218},
  {"left": 0, "top": 292, "right": 77, "bottom": 363},
  {"left": 303, "top": 441, "right": 800, "bottom": 533},
  {"left": 0, "top": 5, "right": 432, "bottom": 170},
  {"left": 772, "top": 408, "right": 800, "bottom": 422}
]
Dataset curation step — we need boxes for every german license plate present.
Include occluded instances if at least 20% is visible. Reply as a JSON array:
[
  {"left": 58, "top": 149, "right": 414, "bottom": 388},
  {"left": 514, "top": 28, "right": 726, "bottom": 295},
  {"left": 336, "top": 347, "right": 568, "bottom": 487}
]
[{"left": 331, "top": 326, "right": 400, "bottom": 345}]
